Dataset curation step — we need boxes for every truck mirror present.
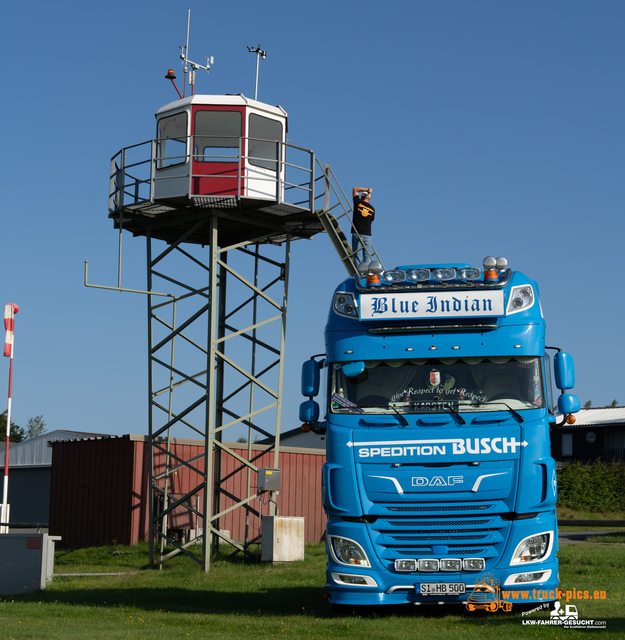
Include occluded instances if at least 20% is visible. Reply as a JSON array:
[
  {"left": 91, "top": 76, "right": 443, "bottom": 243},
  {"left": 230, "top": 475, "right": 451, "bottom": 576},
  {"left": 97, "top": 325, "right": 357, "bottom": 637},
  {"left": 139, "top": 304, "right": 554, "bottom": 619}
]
[
  {"left": 558, "top": 393, "right": 580, "bottom": 415},
  {"left": 554, "top": 352, "right": 575, "bottom": 390},
  {"left": 301, "top": 359, "right": 320, "bottom": 397},
  {"left": 342, "top": 361, "right": 365, "bottom": 377},
  {"left": 299, "top": 399, "right": 320, "bottom": 423}
]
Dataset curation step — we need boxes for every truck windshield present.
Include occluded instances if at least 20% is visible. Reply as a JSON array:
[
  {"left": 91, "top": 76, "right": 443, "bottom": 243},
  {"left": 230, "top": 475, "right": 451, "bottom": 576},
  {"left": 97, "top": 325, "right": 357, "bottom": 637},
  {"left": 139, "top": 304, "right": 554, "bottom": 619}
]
[{"left": 330, "top": 356, "right": 544, "bottom": 415}]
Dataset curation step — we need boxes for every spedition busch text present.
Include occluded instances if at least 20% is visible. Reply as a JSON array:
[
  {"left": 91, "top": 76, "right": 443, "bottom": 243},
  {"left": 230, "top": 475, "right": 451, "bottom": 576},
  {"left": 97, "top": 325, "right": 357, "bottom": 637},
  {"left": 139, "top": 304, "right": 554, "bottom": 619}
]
[{"left": 355, "top": 437, "right": 528, "bottom": 458}]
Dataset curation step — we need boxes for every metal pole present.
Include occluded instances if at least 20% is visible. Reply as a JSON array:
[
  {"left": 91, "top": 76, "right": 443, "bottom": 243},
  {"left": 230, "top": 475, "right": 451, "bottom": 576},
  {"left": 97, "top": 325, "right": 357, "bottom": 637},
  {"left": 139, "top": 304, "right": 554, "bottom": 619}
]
[
  {"left": 204, "top": 215, "right": 219, "bottom": 572},
  {"left": 147, "top": 234, "right": 155, "bottom": 566},
  {"left": 2, "top": 303, "right": 18, "bottom": 534},
  {"left": 211, "top": 252, "right": 228, "bottom": 557},
  {"left": 270, "top": 236, "right": 291, "bottom": 515},
  {"left": 244, "top": 245, "right": 260, "bottom": 545}
]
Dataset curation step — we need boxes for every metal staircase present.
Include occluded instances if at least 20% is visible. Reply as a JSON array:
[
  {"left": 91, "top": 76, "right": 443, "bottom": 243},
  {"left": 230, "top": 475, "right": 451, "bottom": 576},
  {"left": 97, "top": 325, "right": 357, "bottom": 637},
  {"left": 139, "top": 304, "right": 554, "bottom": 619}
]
[{"left": 314, "top": 162, "right": 384, "bottom": 276}]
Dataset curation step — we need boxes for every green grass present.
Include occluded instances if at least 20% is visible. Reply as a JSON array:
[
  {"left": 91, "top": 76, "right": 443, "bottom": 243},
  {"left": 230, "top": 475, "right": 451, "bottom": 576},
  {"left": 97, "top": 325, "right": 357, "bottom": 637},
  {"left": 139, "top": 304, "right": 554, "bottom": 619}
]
[{"left": 0, "top": 543, "right": 624, "bottom": 639}]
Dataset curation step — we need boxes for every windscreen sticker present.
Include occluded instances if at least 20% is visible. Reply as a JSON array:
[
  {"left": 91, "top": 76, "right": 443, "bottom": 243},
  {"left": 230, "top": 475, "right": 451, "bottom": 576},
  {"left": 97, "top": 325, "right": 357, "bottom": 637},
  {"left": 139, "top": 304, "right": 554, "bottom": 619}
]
[
  {"left": 331, "top": 393, "right": 364, "bottom": 414},
  {"left": 390, "top": 386, "right": 488, "bottom": 404},
  {"left": 349, "top": 437, "right": 528, "bottom": 459}
]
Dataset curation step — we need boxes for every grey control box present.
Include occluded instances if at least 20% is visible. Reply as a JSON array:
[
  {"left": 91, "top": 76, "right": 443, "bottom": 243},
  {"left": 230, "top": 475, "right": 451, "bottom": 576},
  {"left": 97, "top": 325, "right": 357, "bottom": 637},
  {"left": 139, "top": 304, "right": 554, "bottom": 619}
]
[{"left": 258, "top": 468, "right": 281, "bottom": 491}]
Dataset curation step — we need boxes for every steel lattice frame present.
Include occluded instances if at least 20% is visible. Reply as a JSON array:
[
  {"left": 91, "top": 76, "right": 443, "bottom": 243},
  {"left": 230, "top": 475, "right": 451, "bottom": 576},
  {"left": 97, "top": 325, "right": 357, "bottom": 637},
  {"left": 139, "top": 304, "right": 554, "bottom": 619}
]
[{"left": 146, "top": 215, "right": 290, "bottom": 572}]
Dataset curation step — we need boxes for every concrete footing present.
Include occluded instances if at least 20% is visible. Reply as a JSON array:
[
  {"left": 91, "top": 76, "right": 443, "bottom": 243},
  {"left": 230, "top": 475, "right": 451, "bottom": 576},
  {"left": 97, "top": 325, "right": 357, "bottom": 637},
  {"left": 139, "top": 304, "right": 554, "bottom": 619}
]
[{"left": 261, "top": 516, "right": 304, "bottom": 562}]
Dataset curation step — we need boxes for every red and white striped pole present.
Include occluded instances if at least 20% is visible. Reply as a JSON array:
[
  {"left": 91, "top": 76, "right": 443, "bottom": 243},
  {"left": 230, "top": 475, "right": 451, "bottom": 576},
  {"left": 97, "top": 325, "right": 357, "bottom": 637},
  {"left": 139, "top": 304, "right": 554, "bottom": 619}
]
[{"left": 2, "top": 303, "right": 18, "bottom": 534}]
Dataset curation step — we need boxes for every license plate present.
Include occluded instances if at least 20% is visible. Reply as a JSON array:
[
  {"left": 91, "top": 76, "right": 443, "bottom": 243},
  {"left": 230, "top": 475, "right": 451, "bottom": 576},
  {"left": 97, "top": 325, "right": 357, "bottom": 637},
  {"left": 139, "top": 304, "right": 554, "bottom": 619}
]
[{"left": 418, "top": 582, "right": 466, "bottom": 595}]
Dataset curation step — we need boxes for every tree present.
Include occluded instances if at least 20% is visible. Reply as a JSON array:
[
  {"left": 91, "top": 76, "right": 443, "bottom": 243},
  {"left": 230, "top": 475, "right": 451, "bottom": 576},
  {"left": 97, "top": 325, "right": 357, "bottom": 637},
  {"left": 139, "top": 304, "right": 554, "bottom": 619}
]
[
  {"left": 0, "top": 410, "right": 24, "bottom": 443},
  {"left": 584, "top": 400, "right": 592, "bottom": 408},
  {"left": 236, "top": 436, "right": 247, "bottom": 443},
  {"left": 25, "top": 415, "right": 46, "bottom": 439},
  {"left": 610, "top": 399, "right": 619, "bottom": 408}
]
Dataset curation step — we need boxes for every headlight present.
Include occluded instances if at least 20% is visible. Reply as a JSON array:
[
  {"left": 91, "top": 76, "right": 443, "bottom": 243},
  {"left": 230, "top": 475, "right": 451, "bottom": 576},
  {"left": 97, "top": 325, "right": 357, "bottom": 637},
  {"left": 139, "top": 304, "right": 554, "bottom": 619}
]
[
  {"left": 511, "top": 532, "right": 552, "bottom": 565},
  {"left": 507, "top": 285, "right": 535, "bottom": 314},
  {"left": 330, "top": 536, "right": 370, "bottom": 567},
  {"left": 334, "top": 291, "right": 358, "bottom": 318}
]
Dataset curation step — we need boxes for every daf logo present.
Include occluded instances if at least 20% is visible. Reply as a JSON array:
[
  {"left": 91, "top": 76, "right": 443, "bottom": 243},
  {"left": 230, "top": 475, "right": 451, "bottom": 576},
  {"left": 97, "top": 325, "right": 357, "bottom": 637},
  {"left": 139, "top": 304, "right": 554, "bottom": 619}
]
[{"left": 412, "top": 476, "right": 464, "bottom": 487}]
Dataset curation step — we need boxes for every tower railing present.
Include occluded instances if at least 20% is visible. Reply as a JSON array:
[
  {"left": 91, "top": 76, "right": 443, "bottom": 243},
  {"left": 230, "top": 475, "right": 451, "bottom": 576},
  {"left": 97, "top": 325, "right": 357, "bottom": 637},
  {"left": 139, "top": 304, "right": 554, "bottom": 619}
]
[{"left": 108, "top": 136, "right": 315, "bottom": 214}]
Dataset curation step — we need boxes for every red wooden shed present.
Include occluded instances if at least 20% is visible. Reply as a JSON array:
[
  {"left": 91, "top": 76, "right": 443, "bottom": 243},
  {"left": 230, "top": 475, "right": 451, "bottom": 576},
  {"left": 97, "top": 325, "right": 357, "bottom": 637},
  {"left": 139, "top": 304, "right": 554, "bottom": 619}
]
[{"left": 49, "top": 435, "right": 325, "bottom": 548}]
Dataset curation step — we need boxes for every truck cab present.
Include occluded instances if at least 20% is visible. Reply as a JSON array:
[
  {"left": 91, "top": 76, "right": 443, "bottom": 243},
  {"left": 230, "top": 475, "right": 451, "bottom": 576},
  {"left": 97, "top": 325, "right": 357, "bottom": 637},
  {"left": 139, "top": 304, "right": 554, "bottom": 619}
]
[{"left": 301, "top": 257, "right": 579, "bottom": 609}]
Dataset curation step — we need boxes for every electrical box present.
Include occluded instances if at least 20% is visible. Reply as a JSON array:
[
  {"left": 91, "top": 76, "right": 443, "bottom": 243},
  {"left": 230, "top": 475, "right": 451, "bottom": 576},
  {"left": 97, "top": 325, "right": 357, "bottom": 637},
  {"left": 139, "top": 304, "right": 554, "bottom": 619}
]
[{"left": 258, "top": 468, "right": 281, "bottom": 491}]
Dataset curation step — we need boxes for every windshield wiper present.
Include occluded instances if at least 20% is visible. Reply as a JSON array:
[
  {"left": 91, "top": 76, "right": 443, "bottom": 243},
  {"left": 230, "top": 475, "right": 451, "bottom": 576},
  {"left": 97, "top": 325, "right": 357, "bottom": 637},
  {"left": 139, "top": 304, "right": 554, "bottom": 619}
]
[
  {"left": 389, "top": 404, "right": 409, "bottom": 426},
  {"left": 360, "top": 404, "right": 408, "bottom": 426},
  {"left": 443, "top": 404, "right": 466, "bottom": 425},
  {"left": 471, "top": 401, "right": 525, "bottom": 423}
]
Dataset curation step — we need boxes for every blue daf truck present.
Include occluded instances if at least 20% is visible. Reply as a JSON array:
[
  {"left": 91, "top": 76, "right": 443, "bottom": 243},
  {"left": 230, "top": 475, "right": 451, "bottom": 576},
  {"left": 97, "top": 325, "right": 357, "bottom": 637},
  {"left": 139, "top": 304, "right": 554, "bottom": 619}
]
[{"left": 300, "top": 257, "right": 580, "bottom": 608}]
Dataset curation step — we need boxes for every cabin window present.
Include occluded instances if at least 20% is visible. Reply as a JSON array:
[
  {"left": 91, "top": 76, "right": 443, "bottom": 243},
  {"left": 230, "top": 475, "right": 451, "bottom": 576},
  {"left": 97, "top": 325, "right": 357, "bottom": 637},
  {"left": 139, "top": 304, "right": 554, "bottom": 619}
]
[
  {"left": 248, "top": 114, "right": 282, "bottom": 172},
  {"left": 194, "top": 110, "right": 242, "bottom": 162},
  {"left": 156, "top": 112, "right": 188, "bottom": 168}
]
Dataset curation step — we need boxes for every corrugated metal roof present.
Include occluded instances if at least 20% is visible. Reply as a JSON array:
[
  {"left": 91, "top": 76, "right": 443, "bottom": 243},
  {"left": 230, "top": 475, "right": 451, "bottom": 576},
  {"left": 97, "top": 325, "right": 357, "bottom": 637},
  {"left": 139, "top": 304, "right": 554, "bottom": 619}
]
[
  {"left": 562, "top": 407, "right": 625, "bottom": 428},
  {"left": 0, "top": 430, "right": 113, "bottom": 468}
]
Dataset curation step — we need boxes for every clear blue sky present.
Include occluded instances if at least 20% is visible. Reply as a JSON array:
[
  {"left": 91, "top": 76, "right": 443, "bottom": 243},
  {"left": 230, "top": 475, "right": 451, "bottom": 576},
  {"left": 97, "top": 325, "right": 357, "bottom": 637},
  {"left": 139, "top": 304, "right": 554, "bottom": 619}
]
[{"left": 1, "top": 0, "right": 623, "bottom": 437}]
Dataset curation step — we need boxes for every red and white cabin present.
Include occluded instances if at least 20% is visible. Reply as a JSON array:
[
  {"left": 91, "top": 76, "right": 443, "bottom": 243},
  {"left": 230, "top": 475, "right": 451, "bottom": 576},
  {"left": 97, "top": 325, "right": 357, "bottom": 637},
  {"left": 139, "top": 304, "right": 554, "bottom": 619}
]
[{"left": 153, "top": 94, "right": 287, "bottom": 202}]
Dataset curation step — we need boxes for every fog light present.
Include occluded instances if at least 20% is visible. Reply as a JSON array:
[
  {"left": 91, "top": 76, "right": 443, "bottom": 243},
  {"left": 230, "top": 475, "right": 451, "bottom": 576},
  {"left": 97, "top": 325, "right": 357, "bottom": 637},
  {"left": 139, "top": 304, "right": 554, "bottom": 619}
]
[
  {"left": 463, "top": 558, "right": 485, "bottom": 571},
  {"left": 331, "top": 572, "right": 378, "bottom": 587},
  {"left": 339, "top": 575, "right": 367, "bottom": 585},
  {"left": 504, "top": 570, "right": 552, "bottom": 586},
  {"left": 395, "top": 559, "right": 417, "bottom": 572},
  {"left": 440, "top": 559, "right": 463, "bottom": 571},
  {"left": 418, "top": 559, "right": 439, "bottom": 572}
]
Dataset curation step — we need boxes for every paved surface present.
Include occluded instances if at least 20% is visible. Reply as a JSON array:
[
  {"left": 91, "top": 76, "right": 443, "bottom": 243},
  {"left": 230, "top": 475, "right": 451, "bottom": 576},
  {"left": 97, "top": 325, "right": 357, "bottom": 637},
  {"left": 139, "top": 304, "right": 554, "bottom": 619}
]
[{"left": 559, "top": 529, "right": 624, "bottom": 543}]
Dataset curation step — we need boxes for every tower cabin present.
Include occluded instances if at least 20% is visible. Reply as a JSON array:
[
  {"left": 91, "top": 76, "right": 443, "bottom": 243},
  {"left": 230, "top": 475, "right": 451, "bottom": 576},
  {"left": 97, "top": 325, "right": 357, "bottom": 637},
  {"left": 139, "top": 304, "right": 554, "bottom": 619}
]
[{"left": 109, "top": 94, "right": 321, "bottom": 247}]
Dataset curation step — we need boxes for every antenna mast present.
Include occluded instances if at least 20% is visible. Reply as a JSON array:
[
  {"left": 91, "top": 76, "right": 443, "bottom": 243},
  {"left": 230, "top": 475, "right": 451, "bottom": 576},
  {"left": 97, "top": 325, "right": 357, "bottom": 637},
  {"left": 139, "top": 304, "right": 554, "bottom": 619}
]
[
  {"left": 179, "top": 9, "right": 214, "bottom": 97},
  {"left": 247, "top": 45, "right": 266, "bottom": 101}
]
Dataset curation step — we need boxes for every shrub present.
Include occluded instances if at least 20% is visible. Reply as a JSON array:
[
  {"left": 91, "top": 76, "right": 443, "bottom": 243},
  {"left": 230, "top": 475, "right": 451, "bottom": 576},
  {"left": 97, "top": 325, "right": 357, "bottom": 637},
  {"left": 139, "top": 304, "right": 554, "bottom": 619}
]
[{"left": 557, "top": 459, "right": 625, "bottom": 512}]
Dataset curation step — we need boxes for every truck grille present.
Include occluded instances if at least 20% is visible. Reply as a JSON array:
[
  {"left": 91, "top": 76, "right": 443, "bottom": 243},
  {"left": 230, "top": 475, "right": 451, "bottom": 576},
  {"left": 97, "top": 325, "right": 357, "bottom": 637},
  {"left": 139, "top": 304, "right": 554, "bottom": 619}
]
[
  {"left": 386, "top": 504, "right": 495, "bottom": 512},
  {"left": 368, "top": 510, "right": 509, "bottom": 568}
]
